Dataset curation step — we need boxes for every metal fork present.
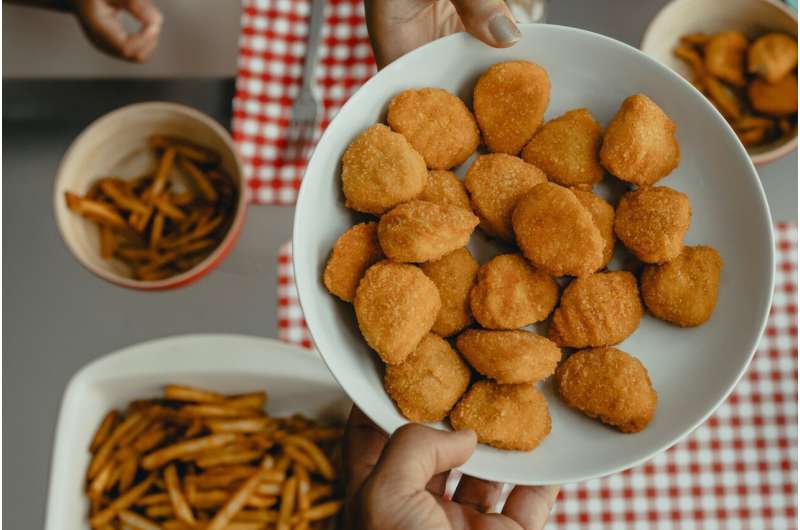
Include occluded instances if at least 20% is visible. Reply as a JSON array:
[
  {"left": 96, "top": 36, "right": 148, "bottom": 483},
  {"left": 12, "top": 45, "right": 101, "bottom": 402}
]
[{"left": 283, "top": 0, "right": 325, "bottom": 163}]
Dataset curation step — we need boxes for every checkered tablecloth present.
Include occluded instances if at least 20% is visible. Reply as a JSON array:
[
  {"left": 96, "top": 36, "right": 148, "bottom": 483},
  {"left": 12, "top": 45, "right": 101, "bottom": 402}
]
[
  {"left": 233, "top": 0, "right": 376, "bottom": 205},
  {"left": 277, "top": 222, "right": 798, "bottom": 529}
]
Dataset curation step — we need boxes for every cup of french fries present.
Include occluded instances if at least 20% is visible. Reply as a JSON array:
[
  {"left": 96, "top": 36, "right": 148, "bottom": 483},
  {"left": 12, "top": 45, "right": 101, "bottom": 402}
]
[
  {"left": 54, "top": 102, "right": 246, "bottom": 289},
  {"left": 641, "top": 0, "right": 798, "bottom": 165}
]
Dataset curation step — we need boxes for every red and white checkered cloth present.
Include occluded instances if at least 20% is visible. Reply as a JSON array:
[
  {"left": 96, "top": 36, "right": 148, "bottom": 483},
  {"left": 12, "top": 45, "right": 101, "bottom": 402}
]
[
  {"left": 233, "top": 0, "right": 376, "bottom": 205},
  {"left": 277, "top": 222, "right": 798, "bottom": 529}
]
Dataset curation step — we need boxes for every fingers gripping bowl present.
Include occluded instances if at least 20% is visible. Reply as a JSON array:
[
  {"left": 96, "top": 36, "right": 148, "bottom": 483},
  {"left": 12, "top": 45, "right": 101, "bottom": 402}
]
[{"left": 293, "top": 25, "right": 774, "bottom": 485}]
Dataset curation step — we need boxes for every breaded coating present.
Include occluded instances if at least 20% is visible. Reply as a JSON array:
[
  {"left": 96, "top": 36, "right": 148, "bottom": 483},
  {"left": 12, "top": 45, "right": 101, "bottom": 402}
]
[
  {"left": 323, "top": 222, "right": 384, "bottom": 302},
  {"left": 450, "top": 381, "right": 551, "bottom": 451},
  {"left": 748, "top": 74, "right": 798, "bottom": 116},
  {"left": 421, "top": 248, "right": 480, "bottom": 337},
  {"left": 512, "top": 182, "right": 604, "bottom": 277},
  {"left": 456, "top": 329, "right": 561, "bottom": 384},
  {"left": 385, "top": 333, "right": 471, "bottom": 422},
  {"left": 555, "top": 347, "right": 657, "bottom": 433},
  {"left": 614, "top": 186, "right": 692, "bottom": 264},
  {"left": 418, "top": 170, "right": 471, "bottom": 210},
  {"left": 473, "top": 61, "right": 551, "bottom": 155},
  {"left": 641, "top": 245, "right": 723, "bottom": 327},
  {"left": 354, "top": 261, "right": 441, "bottom": 365},
  {"left": 521, "top": 108, "right": 604, "bottom": 188},
  {"left": 549, "top": 271, "right": 643, "bottom": 348},
  {"left": 464, "top": 154, "right": 548, "bottom": 242},
  {"left": 469, "top": 254, "right": 558, "bottom": 330},
  {"left": 748, "top": 33, "right": 798, "bottom": 83},
  {"left": 571, "top": 189, "right": 616, "bottom": 269},
  {"left": 387, "top": 88, "right": 480, "bottom": 169},
  {"left": 704, "top": 31, "right": 748, "bottom": 86},
  {"left": 377, "top": 200, "right": 479, "bottom": 263},
  {"left": 341, "top": 124, "right": 427, "bottom": 215},
  {"left": 600, "top": 94, "right": 680, "bottom": 186}
]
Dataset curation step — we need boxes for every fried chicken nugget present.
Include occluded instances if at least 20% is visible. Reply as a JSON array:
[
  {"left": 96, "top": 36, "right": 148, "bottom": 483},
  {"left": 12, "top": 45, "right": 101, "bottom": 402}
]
[
  {"left": 641, "top": 245, "right": 723, "bottom": 327},
  {"left": 378, "top": 200, "right": 479, "bottom": 263},
  {"left": 748, "top": 74, "right": 798, "bottom": 116},
  {"left": 456, "top": 329, "right": 561, "bottom": 384},
  {"left": 464, "top": 154, "right": 547, "bottom": 242},
  {"left": 354, "top": 261, "right": 441, "bottom": 365},
  {"left": 614, "top": 186, "right": 692, "bottom": 264},
  {"left": 385, "top": 333, "right": 471, "bottom": 422},
  {"left": 521, "top": 108, "right": 604, "bottom": 188},
  {"left": 704, "top": 31, "right": 748, "bottom": 86},
  {"left": 469, "top": 254, "right": 559, "bottom": 330},
  {"left": 549, "top": 271, "right": 643, "bottom": 348},
  {"left": 387, "top": 88, "right": 480, "bottom": 170},
  {"left": 341, "top": 124, "right": 427, "bottom": 215},
  {"left": 512, "top": 182, "right": 604, "bottom": 277},
  {"left": 571, "top": 189, "right": 616, "bottom": 269},
  {"left": 600, "top": 94, "right": 680, "bottom": 186},
  {"left": 748, "top": 33, "right": 799, "bottom": 83},
  {"left": 450, "top": 381, "right": 551, "bottom": 451},
  {"left": 555, "top": 347, "right": 657, "bottom": 433},
  {"left": 323, "top": 222, "right": 384, "bottom": 302},
  {"left": 418, "top": 170, "right": 471, "bottom": 210},
  {"left": 473, "top": 61, "right": 551, "bottom": 155},
  {"left": 421, "top": 248, "right": 480, "bottom": 337}
]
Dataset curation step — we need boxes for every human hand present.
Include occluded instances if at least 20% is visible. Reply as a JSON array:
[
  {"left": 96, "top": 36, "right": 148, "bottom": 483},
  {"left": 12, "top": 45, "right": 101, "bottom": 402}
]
[
  {"left": 71, "top": 0, "right": 162, "bottom": 62},
  {"left": 344, "top": 406, "right": 559, "bottom": 530},
  {"left": 364, "top": 0, "right": 521, "bottom": 69}
]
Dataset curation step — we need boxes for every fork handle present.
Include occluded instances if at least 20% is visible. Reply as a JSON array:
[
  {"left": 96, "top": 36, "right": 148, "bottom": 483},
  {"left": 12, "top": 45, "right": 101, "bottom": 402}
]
[{"left": 301, "top": 0, "right": 325, "bottom": 93}]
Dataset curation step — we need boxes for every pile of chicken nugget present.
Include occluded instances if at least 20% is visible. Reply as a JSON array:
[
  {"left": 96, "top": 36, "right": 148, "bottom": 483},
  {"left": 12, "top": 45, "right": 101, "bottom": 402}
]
[{"left": 323, "top": 60, "right": 723, "bottom": 452}]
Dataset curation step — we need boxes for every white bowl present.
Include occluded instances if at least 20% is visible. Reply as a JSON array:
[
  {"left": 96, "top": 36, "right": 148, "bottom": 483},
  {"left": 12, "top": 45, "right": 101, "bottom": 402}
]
[
  {"left": 44, "top": 334, "right": 350, "bottom": 530},
  {"left": 54, "top": 102, "right": 248, "bottom": 290},
  {"left": 641, "top": 0, "right": 798, "bottom": 165},
  {"left": 293, "top": 24, "right": 775, "bottom": 485}
]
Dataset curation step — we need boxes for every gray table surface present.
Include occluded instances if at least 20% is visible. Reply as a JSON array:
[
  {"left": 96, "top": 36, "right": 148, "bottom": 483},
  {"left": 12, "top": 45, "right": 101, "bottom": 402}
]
[{"left": 4, "top": 2, "right": 797, "bottom": 528}]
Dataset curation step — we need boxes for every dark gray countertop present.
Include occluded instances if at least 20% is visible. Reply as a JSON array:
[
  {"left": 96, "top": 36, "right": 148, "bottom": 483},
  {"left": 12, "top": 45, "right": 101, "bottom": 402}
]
[{"left": 3, "top": 4, "right": 797, "bottom": 528}]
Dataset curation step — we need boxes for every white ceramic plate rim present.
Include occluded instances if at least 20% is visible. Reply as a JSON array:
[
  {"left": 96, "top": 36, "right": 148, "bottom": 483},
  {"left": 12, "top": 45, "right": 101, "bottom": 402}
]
[{"left": 294, "top": 25, "right": 775, "bottom": 485}]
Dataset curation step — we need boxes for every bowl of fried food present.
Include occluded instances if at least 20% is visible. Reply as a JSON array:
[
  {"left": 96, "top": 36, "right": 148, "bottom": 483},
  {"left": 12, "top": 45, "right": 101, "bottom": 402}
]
[
  {"left": 45, "top": 334, "right": 349, "bottom": 530},
  {"left": 54, "top": 102, "right": 246, "bottom": 289},
  {"left": 641, "top": 0, "right": 798, "bottom": 164},
  {"left": 293, "top": 24, "right": 774, "bottom": 484}
]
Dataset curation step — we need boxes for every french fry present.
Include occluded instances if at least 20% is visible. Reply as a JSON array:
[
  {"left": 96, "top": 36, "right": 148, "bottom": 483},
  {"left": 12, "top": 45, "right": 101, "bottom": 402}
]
[
  {"left": 87, "top": 460, "right": 115, "bottom": 499},
  {"left": 88, "top": 412, "right": 145, "bottom": 480},
  {"left": 142, "top": 433, "right": 237, "bottom": 470},
  {"left": 164, "top": 384, "right": 225, "bottom": 403},
  {"left": 232, "top": 510, "right": 280, "bottom": 523},
  {"left": 307, "top": 484, "right": 333, "bottom": 504},
  {"left": 206, "top": 417, "right": 272, "bottom": 434},
  {"left": 165, "top": 464, "right": 197, "bottom": 525},
  {"left": 299, "top": 500, "right": 343, "bottom": 522},
  {"left": 117, "top": 450, "right": 139, "bottom": 493},
  {"left": 151, "top": 147, "right": 177, "bottom": 197},
  {"left": 172, "top": 191, "right": 196, "bottom": 207},
  {"left": 256, "top": 482, "right": 282, "bottom": 497},
  {"left": 185, "top": 418, "right": 204, "bottom": 438},
  {"left": 277, "top": 476, "right": 298, "bottom": 530},
  {"left": 137, "top": 267, "right": 174, "bottom": 281},
  {"left": 283, "top": 445, "right": 316, "bottom": 471},
  {"left": 99, "top": 226, "right": 117, "bottom": 259},
  {"left": 206, "top": 467, "right": 266, "bottom": 530},
  {"left": 180, "top": 403, "right": 261, "bottom": 418},
  {"left": 246, "top": 494, "right": 278, "bottom": 508},
  {"left": 119, "top": 509, "right": 162, "bottom": 530},
  {"left": 136, "top": 492, "right": 170, "bottom": 506},
  {"left": 65, "top": 192, "right": 127, "bottom": 229},
  {"left": 735, "top": 115, "right": 774, "bottom": 131},
  {"left": 90, "top": 410, "right": 119, "bottom": 453},
  {"left": 145, "top": 503, "right": 175, "bottom": 518},
  {"left": 196, "top": 449, "right": 262, "bottom": 468},
  {"left": 300, "top": 427, "right": 344, "bottom": 442},
  {"left": 152, "top": 194, "right": 187, "bottom": 221},
  {"left": 133, "top": 425, "right": 170, "bottom": 453},
  {"left": 295, "top": 465, "right": 311, "bottom": 513},
  {"left": 283, "top": 436, "right": 335, "bottom": 481},
  {"left": 116, "top": 247, "right": 154, "bottom": 261},
  {"left": 99, "top": 179, "right": 151, "bottom": 215},
  {"left": 149, "top": 135, "right": 220, "bottom": 164},
  {"left": 178, "top": 157, "right": 218, "bottom": 202},
  {"left": 89, "top": 474, "right": 155, "bottom": 527},
  {"left": 680, "top": 32, "right": 710, "bottom": 46},
  {"left": 225, "top": 392, "right": 268, "bottom": 410},
  {"left": 150, "top": 213, "right": 165, "bottom": 249}
]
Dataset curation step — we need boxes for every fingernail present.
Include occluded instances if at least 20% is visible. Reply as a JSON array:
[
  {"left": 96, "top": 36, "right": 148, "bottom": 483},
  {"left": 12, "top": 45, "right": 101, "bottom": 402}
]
[{"left": 489, "top": 15, "right": 521, "bottom": 46}]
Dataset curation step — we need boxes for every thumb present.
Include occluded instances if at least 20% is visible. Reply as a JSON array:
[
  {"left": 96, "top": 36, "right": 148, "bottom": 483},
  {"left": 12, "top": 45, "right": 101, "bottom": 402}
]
[
  {"left": 370, "top": 424, "right": 477, "bottom": 491},
  {"left": 450, "top": 0, "right": 521, "bottom": 48}
]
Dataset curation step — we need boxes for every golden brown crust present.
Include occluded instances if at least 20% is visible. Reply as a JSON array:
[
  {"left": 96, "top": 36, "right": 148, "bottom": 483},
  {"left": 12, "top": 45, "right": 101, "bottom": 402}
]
[
  {"left": 600, "top": 94, "right": 680, "bottom": 186},
  {"left": 384, "top": 333, "right": 471, "bottom": 422},
  {"left": 418, "top": 170, "right": 472, "bottom": 211},
  {"left": 641, "top": 245, "right": 723, "bottom": 327},
  {"left": 473, "top": 61, "right": 551, "bottom": 155},
  {"left": 387, "top": 88, "right": 480, "bottom": 170},
  {"left": 469, "top": 254, "right": 559, "bottom": 330},
  {"left": 323, "top": 222, "right": 384, "bottom": 302},
  {"left": 571, "top": 189, "right": 616, "bottom": 269},
  {"left": 512, "top": 182, "right": 604, "bottom": 277},
  {"left": 555, "top": 347, "right": 657, "bottom": 433},
  {"left": 614, "top": 186, "right": 692, "bottom": 264},
  {"left": 704, "top": 31, "right": 748, "bottom": 86},
  {"left": 354, "top": 261, "right": 441, "bottom": 364},
  {"left": 464, "top": 154, "right": 548, "bottom": 242},
  {"left": 748, "top": 32, "right": 798, "bottom": 83},
  {"left": 748, "top": 74, "right": 798, "bottom": 116},
  {"left": 450, "top": 381, "right": 551, "bottom": 451},
  {"left": 421, "top": 248, "right": 480, "bottom": 337},
  {"left": 456, "top": 329, "right": 561, "bottom": 384},
  {"left": 377, "top": 200, "right": 479, "bottom": 263},
  {"left": 549, "top": 271, "right": 643, "bottom": 348},
  {"left": 521, "top": 108, "right": 604, "bottom": 188},
  {"left": 341, "top": 124, "right": 427, "bottom": 215}
]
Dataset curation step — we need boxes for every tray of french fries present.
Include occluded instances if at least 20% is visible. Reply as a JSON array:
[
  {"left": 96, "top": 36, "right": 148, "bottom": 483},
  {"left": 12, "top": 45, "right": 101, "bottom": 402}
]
[{"left": 45, "top": 335, "right": 351, "bottom": 530}]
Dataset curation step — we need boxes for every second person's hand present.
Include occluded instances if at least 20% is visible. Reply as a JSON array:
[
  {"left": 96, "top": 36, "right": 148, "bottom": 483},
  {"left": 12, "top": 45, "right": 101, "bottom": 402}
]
[{"left": 364, "top": 0, "right": 522, "bottom": 69}]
